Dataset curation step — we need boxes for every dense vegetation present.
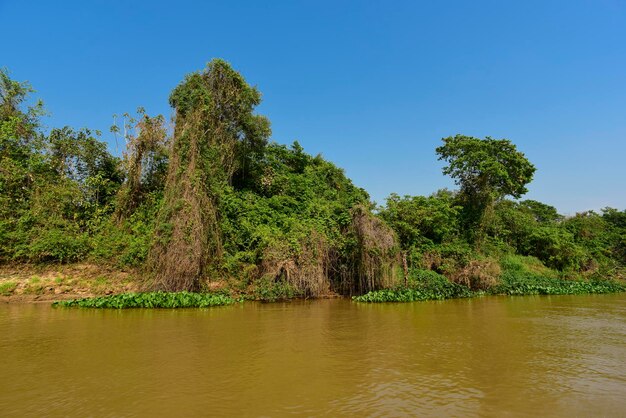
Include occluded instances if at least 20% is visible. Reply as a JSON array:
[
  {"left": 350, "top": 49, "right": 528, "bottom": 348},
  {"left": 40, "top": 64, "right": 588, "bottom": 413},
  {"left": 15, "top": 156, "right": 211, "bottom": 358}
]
[
  {"left": 1, "top": 61, "right": 624, "bottom": 305},
  {"left": 53, "top": 292, "right": 235, "bottom": 308}
]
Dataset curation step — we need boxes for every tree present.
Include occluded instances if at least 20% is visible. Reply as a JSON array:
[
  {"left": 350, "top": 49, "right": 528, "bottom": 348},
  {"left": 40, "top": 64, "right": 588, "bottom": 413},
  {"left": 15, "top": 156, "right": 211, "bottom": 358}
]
[
  {"left": 115, "top": 109, "right": 169, "bottom": 219},
  {"left": 436, "top": 134, "right": 536, "bottom": 239},
  {"left": 148, "top": 59, "right": 271, "bottom": 291},
  {"left": 0, "top": 68, "right": 46, "bottom": 212},
  {"left": 518, "top": 199, "right": 562, "bottom": 223}
]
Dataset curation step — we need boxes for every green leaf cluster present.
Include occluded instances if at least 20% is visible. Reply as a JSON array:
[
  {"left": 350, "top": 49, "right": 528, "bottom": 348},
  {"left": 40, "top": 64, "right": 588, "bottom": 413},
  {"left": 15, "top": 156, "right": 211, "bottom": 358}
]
[{"left": 53, "top": 291, "right": 235, "bottom": 308}]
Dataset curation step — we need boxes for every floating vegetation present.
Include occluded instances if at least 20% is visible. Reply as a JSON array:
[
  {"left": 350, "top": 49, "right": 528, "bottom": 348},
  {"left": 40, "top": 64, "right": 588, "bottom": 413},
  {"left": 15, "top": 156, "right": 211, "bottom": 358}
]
[
  {"left": 53, "top": 291, "right": 236, "bottom": 308},
  {"left": 353, "top": 268, "right": 625, "bottom": 303},
  {"left": 490, "top": 273, "right": 626, "bottom": 296},
  {"left": 353, "top": 270, "right": 472, "bottom": 303}
]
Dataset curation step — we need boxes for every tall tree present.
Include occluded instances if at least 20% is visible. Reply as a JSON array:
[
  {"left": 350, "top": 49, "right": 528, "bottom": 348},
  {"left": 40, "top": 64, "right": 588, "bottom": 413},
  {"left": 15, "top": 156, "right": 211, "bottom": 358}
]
[
  {"left": 148, "top": 59, "right": 271, "bottom": 291},
  {"left": 436, "top": 134, "right": 536, "bottom": 240},
  {"left": 115, "top": 109, "right": 169, "bottom": 219},
  {"left": 0, "top": 69, "right": 46, "bottom": 220}
]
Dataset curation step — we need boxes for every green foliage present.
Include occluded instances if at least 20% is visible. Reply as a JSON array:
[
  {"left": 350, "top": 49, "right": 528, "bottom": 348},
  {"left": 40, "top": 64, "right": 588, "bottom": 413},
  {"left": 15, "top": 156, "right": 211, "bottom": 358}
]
[
  {"left": 483, "top": 201, "right": 613, "bottom": 272},
  {"left": 219, "top": 141, "right": 374, "bottom": 295},
  {"left": 1, "top": 65, "right": 625, "bottom": 303},
  {"left": 436, "top": 135, "right": 536, "bottom": 202},
  {"left": 148, "top": 59, "right": 272, "bottom": 291},
  {"left": 53, "top": 291, "right": 236, "bottom": 308},
  {"left": 524, "top": 225, "right": 586, "bottom": 270},
  {"left": 0, "top": 281, "right": 17, "bottom": 296},
  {"left": 354, "top": 263, "right": 625, "bottom": 303},
  {"left": 115, "top": 109, "right": 169, "bottom": 219},
  {"left": 1, "top": 68, "right": 47, "bottom": 232},
  {"left": 518, "top": 200, "right": 563, "bottom": 223},
  {"left": 602, "top": 208, "right": 626, "bottom": 264},
  {"left": 499, "top": 254, "right": 557, "bottom": 278},
  {"left": 490, "top": 273, "right": 625, "bottom": 296},
  {"left": 380, "top": 190, "right": 460, "bottom": 250},
  {"left": 48, "top": 127, "right": 123, "bottom": 210},
  {"left": 26, "top": 228, "right": 91, "bottom": 263},
  {"left": 436, "top": 135, "right": 536, "bottom": 239},
  {"left": 251, "top": 276, "right": 301, "bottom": 302},
  {"left": 353, "top": 269, "right": 473, "bottom": 302}
]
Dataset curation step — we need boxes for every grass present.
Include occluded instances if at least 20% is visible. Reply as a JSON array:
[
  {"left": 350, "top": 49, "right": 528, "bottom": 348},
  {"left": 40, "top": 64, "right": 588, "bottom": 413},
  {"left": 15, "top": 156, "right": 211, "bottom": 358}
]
[
  {"left": 53, "top": 291, "right": 236, "bottom": 309},
  {"left": 0, "top": 281, "right": 18, "bottom": 296},
  {"left": 23, "top": 277, "right": 46, "bottom": 295}
]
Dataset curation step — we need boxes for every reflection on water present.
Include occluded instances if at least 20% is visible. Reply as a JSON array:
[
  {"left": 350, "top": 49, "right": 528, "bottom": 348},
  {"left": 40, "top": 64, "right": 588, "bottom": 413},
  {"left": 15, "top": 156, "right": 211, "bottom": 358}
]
[{"left": 1, "top": 294, "right": 625, "bottom": 417}]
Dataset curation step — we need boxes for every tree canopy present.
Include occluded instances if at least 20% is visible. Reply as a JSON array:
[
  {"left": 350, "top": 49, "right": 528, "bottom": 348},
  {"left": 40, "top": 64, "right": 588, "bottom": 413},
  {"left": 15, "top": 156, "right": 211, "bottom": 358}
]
[{"left": 436, "top": 135, "right": 536, "bottom": 236}]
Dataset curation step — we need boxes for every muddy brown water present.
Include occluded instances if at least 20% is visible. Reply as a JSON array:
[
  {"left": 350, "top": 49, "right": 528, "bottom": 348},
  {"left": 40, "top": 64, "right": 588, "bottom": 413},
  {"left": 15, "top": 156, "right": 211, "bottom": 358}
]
[{"left": 1, "top": 294, "right": 625, "bottom": 417}]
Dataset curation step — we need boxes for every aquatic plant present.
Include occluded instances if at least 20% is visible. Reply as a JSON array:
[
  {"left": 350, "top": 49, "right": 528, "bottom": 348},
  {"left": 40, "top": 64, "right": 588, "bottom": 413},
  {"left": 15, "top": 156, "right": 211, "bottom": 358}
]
[
  {"left": 354, "top": 270, "right": 625, "bottom": 303},
  {"left": 53, "top": 291, "right": 236, "bottom": 308},
  {"left": 353, "top": 270, "right": 473, "bottom": 303},
  {"left": 490, "top": 272, "right": 626, "bottom": 296}
]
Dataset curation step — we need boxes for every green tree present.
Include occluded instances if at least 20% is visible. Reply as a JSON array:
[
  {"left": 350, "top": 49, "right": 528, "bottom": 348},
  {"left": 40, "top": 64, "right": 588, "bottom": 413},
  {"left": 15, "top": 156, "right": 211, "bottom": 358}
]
[
  {"left": 518, "top": 199, "right": 562, "bottom": 223},
  {"left": 380, "top": 191, "right": 460, "bottom": 250},
  {"left": 0, "top": 68, "right": 46, "bottom": 214},
  {"left": 47, "top": 127, "right": 123, "bottom": 211},
  {"left": 115, "top": 109, "right": 169, "bottom": 219},
  {"left": 436, "top": 134, "right": 536, "bottom": 240}
]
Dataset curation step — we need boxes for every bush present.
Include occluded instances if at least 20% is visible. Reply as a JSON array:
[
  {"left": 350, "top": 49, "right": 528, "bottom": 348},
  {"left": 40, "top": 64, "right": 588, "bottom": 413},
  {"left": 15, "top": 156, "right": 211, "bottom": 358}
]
[
  {"left": 27, "top": 228, "right": 90, "bottom": 263},
  {"left": 251, "top": 276, "right": 301, "bottom": 302},
  {"left": 450, "top": 258, "right": 501, "bottom": 290}
]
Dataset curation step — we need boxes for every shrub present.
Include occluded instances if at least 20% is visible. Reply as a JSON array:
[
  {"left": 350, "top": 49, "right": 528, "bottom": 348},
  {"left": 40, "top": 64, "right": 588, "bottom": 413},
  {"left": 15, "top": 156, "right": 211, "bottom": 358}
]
[
  {"left": 450, "top": 258, "right": 501, "bottom": 290},
  {"left": 251, "top": 276, "right": 301, "bottom": 302},
  {"left": 26, "top": 228, "right": 90, "bottom": 263}
]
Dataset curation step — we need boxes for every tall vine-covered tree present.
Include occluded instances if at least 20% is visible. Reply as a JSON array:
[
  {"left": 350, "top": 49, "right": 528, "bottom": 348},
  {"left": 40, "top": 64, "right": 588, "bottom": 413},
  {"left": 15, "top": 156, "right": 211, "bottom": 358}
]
[
  {"left": 436, "top": 135, "right": 536, "bottom": 239},
  {"left": 148, "top": 59, "right": 271, "bottom": 291}
]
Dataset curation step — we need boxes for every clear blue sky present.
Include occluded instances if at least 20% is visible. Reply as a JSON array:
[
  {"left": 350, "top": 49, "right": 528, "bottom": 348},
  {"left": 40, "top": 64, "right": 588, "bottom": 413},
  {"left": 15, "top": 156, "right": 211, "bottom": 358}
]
[{"left": 2, "top": 0, "right": 625, "bottom": 214}]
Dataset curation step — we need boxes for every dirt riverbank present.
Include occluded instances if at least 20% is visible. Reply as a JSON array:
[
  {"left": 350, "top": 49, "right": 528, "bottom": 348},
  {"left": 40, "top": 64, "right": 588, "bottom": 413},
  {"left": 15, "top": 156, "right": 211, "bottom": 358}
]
[{"left": 0, "top": 264, "right": 140, "bottom": 303}]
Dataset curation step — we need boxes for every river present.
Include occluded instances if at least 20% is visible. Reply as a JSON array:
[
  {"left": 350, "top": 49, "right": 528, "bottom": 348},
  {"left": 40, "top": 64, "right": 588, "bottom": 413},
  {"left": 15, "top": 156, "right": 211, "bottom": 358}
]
[{"left": 1, "top": 294, "right": 625, "bottom": 417}]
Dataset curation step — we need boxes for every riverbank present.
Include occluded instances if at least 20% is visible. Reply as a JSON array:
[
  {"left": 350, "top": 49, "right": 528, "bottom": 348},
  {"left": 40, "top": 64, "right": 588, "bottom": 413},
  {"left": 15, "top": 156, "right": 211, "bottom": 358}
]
[
  {"left": 0, "top": 263, "right": 330, "bottom": 304},
  {"left": 0, "top": 264, "right": 140, "bottom": 303},
  {"left": 2, "top": 263, "right": 624, "bottom": 306}
]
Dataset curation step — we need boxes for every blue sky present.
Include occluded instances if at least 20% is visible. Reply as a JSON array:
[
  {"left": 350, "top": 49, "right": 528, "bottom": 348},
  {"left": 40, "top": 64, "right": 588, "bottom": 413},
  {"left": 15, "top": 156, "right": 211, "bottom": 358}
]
[{"left": 1, "top": 0, "right": 625, "bottom": 214}]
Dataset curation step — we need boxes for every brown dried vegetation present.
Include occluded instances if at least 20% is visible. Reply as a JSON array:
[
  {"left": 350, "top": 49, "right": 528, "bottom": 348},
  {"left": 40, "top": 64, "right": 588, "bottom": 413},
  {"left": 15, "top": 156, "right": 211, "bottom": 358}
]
[
  {"left": 147, "top": 60, "right": 270, "bottom": 292},
  {"left": 450, "top": 258, "right": 501, "bottom": 290},
  {"left": 260, "top": 230, "right": 331, "bottom": 297},
  {"left": 333, "top": 205, "right": 400, "bottom": 295}
]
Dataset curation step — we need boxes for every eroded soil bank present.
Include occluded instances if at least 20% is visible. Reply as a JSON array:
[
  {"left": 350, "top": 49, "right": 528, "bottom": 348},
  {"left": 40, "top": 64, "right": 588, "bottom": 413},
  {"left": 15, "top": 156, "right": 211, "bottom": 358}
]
[{"left": 0, "top": 264, "right": 140, "bottom": 303}]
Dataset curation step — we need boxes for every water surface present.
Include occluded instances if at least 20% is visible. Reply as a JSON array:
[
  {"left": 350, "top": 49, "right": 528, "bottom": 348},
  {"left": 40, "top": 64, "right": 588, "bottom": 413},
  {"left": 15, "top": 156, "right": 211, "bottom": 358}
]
[{"left": 1, "top": 294, "right": 625, "bottom": 417}]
